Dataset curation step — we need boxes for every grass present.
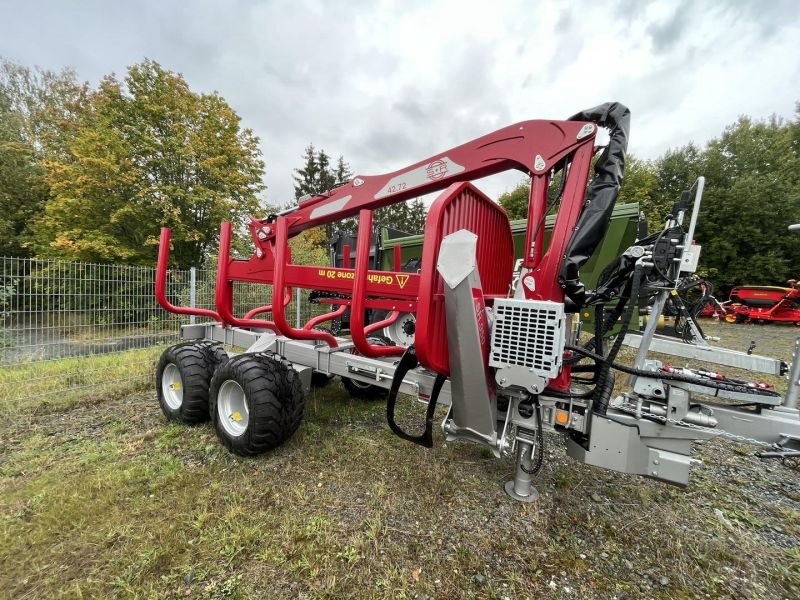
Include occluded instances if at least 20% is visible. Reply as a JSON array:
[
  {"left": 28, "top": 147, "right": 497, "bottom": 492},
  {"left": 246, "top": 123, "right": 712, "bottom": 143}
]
[
  {"left": 1, "top": 323, "right": 799, "bottom": 598},
  {"left": 0, "top": 346, "right": 162, "bottom": 419}
]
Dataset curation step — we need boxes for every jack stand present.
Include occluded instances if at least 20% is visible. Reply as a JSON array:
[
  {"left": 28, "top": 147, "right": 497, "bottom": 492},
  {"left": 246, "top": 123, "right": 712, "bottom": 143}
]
[{"left": 504, "top": 440, "right": 539, "bottom": 502}]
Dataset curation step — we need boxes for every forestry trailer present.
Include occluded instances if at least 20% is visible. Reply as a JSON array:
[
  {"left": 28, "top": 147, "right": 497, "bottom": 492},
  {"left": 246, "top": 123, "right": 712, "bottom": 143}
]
[{"left": 155, "top": 102, "right": 800, "bottom": 501}]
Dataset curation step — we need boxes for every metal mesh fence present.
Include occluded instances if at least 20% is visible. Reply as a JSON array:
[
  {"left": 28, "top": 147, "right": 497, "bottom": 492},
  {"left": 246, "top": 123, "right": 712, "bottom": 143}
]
[{"left": 0, "top": 257, "right": 327, "bottom": 410}]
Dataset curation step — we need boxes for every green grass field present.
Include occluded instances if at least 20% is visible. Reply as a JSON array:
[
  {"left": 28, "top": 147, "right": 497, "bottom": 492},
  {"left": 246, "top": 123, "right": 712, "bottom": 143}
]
[{"left": 1, "top": 325, "right": 799, "bottom": 598}]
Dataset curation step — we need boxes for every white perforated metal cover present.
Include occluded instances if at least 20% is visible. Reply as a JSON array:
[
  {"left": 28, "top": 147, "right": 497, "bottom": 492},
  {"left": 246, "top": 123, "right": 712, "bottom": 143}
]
[{"left": 489, "top": 299, "right": 566, "bottom": 379}]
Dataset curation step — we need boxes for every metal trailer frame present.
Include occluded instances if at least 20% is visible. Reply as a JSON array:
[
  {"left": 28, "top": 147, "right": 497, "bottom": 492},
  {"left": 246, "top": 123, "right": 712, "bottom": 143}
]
[{"left": 155, "top": 103, "right": 800, "bottom": 503}]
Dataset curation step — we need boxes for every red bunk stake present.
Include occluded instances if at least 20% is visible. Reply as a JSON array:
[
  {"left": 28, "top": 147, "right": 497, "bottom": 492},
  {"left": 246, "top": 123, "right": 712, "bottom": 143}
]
[
  {"left": 271, "top": 217, "right": 339, "bottom": 347},
  {"left": 214, "top": 222, "right": 279, "bottom": 331},
  {"left": 351, "top": 209, "right": 404, "bottom": 358},
  {"left": 156, "top": 227, "right": 221, "bottom": 321}
]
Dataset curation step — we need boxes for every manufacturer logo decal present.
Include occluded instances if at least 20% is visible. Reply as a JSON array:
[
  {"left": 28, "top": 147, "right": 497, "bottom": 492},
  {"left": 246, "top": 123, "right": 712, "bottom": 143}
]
[
  {"left": 374, "top": 157, "right": 464, "bottom": 199},
  {"left": 396, "top": 274, "right": 410, "bottom": 289},
  {"left": 426, "top": 159, "right": 448, "bottom": 180}
]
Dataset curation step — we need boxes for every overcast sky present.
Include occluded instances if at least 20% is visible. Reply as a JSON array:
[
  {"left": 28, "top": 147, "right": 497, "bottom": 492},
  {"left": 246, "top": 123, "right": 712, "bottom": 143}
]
[{"left": 1, "top": 0, "right": 798, "bottom": 206}]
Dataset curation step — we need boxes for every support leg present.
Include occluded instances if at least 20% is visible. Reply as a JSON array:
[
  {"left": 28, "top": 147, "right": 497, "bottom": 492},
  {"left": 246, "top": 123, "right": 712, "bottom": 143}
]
[
  {"left": 504, "top": 440, "right": 539, "bottom": 503},
  {"left": 784, "top": 336, "right": 800, "bottom": 410}
]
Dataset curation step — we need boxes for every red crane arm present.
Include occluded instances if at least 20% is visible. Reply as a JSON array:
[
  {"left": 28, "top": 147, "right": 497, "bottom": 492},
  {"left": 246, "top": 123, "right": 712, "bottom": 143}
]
[{"left": 248, "top": 118, "right": 597, "bottom": 246}]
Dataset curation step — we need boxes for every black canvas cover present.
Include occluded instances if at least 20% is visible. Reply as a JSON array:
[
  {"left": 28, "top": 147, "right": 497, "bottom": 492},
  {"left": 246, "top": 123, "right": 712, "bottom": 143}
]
[{"left": 559, "top": 102, "right": 631, "bottom": 308}]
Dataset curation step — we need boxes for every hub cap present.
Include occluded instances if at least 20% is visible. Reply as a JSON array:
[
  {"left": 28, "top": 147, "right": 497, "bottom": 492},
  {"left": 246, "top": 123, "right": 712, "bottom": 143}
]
[
  {"left": 162, "top": 363, "right": 183, "bottom": 409},
  {"left": 217, "top": 380, "right": 249, "bottom": 437}
]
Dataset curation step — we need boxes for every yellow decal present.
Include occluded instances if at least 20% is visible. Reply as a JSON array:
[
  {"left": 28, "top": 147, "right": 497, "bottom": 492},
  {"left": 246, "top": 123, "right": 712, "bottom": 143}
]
[
  {"left": 396, "top": 274, "right": 410, "bottom": 289},
  {"left": 231, "top": 411, "right": 243, "bottom": 422},
  {"left": 171, "top": 382, "right": 181, "bottom": 391}
]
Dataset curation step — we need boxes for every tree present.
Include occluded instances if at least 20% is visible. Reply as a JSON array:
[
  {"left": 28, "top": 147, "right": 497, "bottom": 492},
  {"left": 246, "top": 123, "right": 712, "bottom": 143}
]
[
  {"left": 374, "top": 198, "right": 427, "bottom": 235},
  {"left": 334, "top": 155, "right": 352, "bottom": 188},
  {"left": 293, "top": 145, "right": 350, "bottom": 200},
  {"left": 694, "top": 115, "right": 800, "bottom": 290},
  {"left": 33, "top": 59, "right": 265, "bottom": 267},
  {"left": 291, "top": 146, "right": 428, "bottom": 238},
  {"left": 616, "top": 156, "right": 659, "bottom": 229},
  {"left": 0, "top": 59, "right": 86, "bottom": 256},
  {"left": 292, "top": 147, "right": 356, "bottom": 238},
  {"left": 288, "top": 226, "right": 328, "bottom": 266},
  {"left": 0, "top": 89, "right": 44, "bottom": 256},
  {"left": 498, "top": 181, "right": 530, "bottom": 220}
]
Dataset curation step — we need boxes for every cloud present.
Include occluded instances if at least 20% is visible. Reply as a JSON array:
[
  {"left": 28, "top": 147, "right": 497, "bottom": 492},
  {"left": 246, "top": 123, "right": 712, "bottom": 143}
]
[
  {"left": 646, "top": 0, "right": 692, "bottom": 53},
  {"left": 1, "top": 0, "right": 799, "bottom": 206}
]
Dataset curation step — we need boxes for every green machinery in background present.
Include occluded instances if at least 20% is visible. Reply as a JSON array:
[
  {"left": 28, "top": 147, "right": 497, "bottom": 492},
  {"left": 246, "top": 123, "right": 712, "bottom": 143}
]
[{"left": 379, "top": 202, "right": 641, "bottom": 328}]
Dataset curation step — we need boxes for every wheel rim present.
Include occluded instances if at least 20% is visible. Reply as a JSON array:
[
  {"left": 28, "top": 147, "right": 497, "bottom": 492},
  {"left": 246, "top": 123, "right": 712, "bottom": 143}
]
[
  {"left": 162, "top": 363, "right": 183, "bottom": 409},
  {"left": 383, "top": 312, "right": 416, "bottom": 346},
  {"left": 217, "top": 380, "right": 249, "bottom": 437},
  {"left": 349, "top": 378, "right": 372, "bottom": 390}
]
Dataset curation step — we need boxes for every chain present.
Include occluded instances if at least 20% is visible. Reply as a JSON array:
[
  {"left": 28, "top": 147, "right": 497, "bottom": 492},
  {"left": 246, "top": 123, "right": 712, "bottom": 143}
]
[{"left": 611, "top": 398, "right": 774, "bottom": 448}]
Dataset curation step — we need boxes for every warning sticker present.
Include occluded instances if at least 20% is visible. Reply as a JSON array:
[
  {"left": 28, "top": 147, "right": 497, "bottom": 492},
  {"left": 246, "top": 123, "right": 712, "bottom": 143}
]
[{"left": 316, "top": 269, "right": 406, "bottom": 287}]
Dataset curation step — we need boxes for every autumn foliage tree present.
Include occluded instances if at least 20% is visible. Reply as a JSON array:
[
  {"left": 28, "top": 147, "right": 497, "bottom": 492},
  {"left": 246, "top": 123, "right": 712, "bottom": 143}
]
[
  {"left": 32, "top": 59, "right": 265, "bottom": 268},
  {"left": 0, "top": 60, "right": 86, "bottom": 256}
]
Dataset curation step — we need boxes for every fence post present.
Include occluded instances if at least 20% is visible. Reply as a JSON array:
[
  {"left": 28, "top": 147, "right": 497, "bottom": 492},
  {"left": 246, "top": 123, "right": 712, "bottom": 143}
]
[
  {"left": 295, "top": 287, "right": 301, "bottom": 328},
  {"left": 189, "top": 267, "right": 197, "bottom": 325}
]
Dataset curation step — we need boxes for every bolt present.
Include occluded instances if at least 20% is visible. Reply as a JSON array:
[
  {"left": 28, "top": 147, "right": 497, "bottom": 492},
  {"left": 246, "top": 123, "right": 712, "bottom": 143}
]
[
  {"left": 653, "top": 459, "right": 659, "bottom": 465},
  {"left": 256, "top": 249, "right": 263, "bottom": 258},
  {"left": 652, "top": 471, "right": 658, "bottom": 476}
]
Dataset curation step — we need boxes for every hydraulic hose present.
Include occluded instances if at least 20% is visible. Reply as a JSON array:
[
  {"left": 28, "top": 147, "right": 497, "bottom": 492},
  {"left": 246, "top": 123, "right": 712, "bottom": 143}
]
[
  {"left": 591, "top": 265, "right": 642, "bottom": 416},
  {"left": 566, "top": 344, "right": 781, "bottom": 398}
]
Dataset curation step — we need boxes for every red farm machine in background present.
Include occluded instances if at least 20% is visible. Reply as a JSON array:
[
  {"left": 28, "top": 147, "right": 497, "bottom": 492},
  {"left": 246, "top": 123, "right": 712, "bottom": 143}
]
[
  {"left": 725, "top": 284, "right": 800, "bottom": 325},
  {"left": 155, "top": 102, "right": 800, "bottom": 501}
]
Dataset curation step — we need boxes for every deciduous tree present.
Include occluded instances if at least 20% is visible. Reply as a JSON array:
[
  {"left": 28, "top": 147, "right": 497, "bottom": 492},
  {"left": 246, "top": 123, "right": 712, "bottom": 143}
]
[
  {"left": 497, "top": 181, "right": 530, "bottom": 220},
  {"left": 0, "top": 59, "right": 86, "bottom": 256},
  {"left": 33, "top": 59, "right": 265, "bottom": 267}
]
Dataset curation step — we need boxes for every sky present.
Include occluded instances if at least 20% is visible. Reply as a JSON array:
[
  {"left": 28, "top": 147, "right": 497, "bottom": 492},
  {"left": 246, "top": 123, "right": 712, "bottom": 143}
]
[{"left": 1, "top": 0, "right": 799, "bottom": 207}]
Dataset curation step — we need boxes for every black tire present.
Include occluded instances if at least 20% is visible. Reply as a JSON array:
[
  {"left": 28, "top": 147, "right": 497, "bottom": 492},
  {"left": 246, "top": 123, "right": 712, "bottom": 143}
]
[
  {"left": 209, "top": 353, "right": 305, "bottom": 456},
  {"left": 196, "top": 340, "right": 228, "bottom": 369},
  {"left": 340, "top": 336, "right": 392, "bottom": 400},
  {"left": 156, "top": 341, "right": 224, "bottom": 423},
  {"left": 342, "top": 375, "right": 386, "bottom": 400}
]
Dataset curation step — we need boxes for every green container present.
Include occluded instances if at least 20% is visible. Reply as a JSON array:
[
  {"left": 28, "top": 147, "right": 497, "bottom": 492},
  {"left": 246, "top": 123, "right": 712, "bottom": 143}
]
[{"left": 380, "top": 202, "right": 640, "bottom": 327}]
